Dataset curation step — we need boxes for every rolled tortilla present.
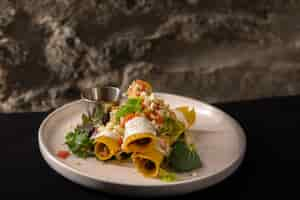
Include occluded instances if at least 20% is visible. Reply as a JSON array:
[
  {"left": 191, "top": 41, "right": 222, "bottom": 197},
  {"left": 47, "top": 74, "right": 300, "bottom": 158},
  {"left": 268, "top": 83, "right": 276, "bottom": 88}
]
[
  {"left": 132, "top": 148, "right": 164, "bottom": 177},
  {"left": 122, "top": 116, "right": 156, "bottom": 153},
  {"left": 94, "top": 129, "right": 120, "bottom": 161},
  {"left": 173, "top": 106, "right": 196, "bottom": 128}
]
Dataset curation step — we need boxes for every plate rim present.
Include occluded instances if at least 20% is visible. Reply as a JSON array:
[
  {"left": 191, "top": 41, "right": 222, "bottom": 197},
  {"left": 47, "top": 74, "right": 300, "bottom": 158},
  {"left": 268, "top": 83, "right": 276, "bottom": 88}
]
[{"left": 38, "top": 92, "right": 247, "bottom": 188}]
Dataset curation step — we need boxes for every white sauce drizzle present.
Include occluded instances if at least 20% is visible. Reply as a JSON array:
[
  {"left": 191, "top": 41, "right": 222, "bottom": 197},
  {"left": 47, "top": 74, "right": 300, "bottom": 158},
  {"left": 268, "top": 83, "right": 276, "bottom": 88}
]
[{"left": 124, "top": 117, "right": 156, "bottom": 141}]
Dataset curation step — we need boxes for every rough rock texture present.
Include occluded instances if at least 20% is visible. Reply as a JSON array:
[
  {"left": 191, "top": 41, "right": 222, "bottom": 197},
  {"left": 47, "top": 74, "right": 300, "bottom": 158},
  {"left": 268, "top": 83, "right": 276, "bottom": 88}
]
[{"left": 1, "top": 0, "right": 300, "bottom": 112}]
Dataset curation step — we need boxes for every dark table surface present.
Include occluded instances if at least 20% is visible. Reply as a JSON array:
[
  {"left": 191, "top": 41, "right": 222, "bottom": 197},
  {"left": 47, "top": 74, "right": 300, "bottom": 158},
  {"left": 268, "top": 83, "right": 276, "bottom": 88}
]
[{"left": 1, "top": 96, "right": 299, "bottom": 199}]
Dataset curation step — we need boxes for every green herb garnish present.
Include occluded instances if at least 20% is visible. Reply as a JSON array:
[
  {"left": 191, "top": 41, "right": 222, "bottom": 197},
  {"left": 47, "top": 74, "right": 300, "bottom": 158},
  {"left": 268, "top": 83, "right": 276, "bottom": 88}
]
[
  {"left": 159, "top": 117, "right": 185, "bottom": 143},
  {"left": 65, "top": 128, "right": 95, "bottom": 158},
  {"left": 168, "top": 141, "right": 202, "bottom": 172},
  {"left": 82, "top": 105, "right": 104, "bottom": 126},
  {"left": 159, "top": 168, "right": 177, "bottom": 182},
  {"left": 115, "top": 98, "right": 142, "bottom": 121}
]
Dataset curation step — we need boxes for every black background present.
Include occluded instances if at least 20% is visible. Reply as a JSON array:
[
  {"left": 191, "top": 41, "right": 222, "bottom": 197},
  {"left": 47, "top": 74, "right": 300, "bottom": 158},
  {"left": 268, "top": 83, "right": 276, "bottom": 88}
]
[{"left": 1, "top": 96, "right": 299, "bottom": 199}]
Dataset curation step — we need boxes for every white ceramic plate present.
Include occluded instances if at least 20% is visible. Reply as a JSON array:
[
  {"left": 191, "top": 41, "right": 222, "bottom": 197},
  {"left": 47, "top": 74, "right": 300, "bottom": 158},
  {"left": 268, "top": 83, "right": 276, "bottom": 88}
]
[{"left": 39, "top": 93, "right": 246, "bottom": 197}]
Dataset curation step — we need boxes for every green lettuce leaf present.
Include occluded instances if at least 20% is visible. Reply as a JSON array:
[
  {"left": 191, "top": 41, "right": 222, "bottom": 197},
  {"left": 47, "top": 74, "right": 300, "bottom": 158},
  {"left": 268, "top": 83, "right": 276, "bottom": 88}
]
[
  {"left": 168, "top": 141, "right": 202, "bottom": 172},
  {"left": 115, "top": 98, "right": 142, "bottom": 121}
]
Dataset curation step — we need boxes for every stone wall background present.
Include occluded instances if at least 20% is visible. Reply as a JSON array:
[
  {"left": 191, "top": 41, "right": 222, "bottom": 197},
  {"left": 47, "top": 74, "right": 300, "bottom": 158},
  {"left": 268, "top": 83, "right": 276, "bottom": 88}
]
[{"left": 1, "top": 0, "right": 300, "bottom": 112}]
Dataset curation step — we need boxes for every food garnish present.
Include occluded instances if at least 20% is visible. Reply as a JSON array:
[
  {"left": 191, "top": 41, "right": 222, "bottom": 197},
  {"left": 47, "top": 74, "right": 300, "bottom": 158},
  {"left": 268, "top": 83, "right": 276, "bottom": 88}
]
[
  {"left": 168, "top": 141, "right": 202, "bottom": 172},
  {"left": 65, "top": 128, "right": 95, "bottom": 158},
  {"left": 57, "top": 150, "right": 70, "bottom": 159}
]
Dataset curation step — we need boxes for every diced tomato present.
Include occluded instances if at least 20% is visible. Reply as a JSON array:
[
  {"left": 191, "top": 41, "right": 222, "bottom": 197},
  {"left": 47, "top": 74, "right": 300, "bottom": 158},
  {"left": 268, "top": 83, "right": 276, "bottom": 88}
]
[
  {"left": 135, "top": 80, "right": 146, "bottom": 90},
  {"left": 118, "top": 137, "right": 123, "bottom": 145},
  {"left": 155, "top": 115, "right": 164, "bottom": 124},
  {"left": 141, "top": 103, "right": 146, "bottom": 110},
  {"left": 135, "top": 80, "right": 151, "bottom": 92},
  {"left": 57, "top": 150, "right": 70, "bottom": 159},
  {"left": 144, "top": 111, "right": 151, "bottom": 119}
]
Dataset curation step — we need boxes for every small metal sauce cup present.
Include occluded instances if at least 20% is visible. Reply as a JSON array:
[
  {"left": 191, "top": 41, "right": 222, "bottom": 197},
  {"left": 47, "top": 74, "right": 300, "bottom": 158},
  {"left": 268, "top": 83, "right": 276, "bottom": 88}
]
[{"left": 80, "top": 86, "right": 121, "bottom": 104}]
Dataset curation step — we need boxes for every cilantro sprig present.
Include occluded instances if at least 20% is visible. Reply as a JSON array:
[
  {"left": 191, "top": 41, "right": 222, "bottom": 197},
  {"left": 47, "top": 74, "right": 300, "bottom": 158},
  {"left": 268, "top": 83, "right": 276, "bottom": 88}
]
[{"left": 65, "top": 128, "right": 95, "bottom": 158}]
